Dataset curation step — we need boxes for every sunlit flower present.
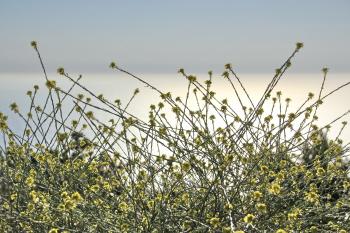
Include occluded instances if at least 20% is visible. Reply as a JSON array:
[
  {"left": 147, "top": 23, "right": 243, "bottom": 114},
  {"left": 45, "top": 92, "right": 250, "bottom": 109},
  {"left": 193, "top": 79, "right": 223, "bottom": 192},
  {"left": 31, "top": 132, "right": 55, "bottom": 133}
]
[
  {"left": 268, "top": 183, "right": 281, "bottom": 195},
  {"left": 243, "top": 214, "right": 255, "bottom": 224}
]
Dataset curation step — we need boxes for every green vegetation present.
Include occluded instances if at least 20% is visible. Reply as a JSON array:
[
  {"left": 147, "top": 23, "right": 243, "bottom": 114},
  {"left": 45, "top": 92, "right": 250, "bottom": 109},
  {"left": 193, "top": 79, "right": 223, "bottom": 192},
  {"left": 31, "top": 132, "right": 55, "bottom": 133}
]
[{"left": 0, "top": 41, "right": 349, "bottom": 232}]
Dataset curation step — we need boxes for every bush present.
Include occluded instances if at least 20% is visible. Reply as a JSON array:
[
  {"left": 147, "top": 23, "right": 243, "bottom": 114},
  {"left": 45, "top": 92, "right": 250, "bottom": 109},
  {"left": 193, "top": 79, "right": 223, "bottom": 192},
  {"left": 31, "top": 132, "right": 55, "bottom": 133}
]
[{"left": 0, "top": 41, "right": 349, "bottom": 232}]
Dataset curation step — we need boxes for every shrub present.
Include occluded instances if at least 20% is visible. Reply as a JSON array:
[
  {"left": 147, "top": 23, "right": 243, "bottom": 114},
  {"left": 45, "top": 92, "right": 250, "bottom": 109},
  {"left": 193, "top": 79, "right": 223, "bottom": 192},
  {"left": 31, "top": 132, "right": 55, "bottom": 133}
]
[{"left": 0, "top": 41, "right": 349, "bottom": 232}]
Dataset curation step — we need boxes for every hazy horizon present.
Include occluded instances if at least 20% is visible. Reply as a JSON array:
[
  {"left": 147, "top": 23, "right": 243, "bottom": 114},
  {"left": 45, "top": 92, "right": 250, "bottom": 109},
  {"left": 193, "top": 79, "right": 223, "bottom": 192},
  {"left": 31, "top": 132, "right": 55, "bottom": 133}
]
[{"left": 1, "top": 72, "right": 349, "bottom": 142}]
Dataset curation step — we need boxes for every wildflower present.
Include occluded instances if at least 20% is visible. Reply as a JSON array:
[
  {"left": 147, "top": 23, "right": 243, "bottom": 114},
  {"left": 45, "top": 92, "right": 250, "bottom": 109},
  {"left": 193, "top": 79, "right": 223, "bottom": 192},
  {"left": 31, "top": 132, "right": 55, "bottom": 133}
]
[
  {"left": 209, "top": 217, "right": 220, "bottom": 228},
  {"left": 29, "top": 190, "right": 39, "bottom": 203},
  {"left": 181, "top": 162, "right": 191, "bottom": 172},
  {"left": 109, "top": 61, "right": 117, "bottom": 68},
  {"left": 343, "top": 181, "right": 350, "bottom": 191},
  {"left": 322, "top": 67, "right": 329, "bottom": 74},
  {"left": 268, "top": 183, "right": 281, "bottom": 195},
  {"left": 276, "top": 229, "right": 287, "bottom": 233},
  {"left": 260, "top": 165, "right": 269, "bottom": 173},
  {"left": 25, "top": 176, "right": 35, "bottom": 187},
  {"left": 90, "top": 184, "right": 100, "bottom": 192},
  {"left": 296, "top": 42, "right": 304, "bottom": 50},
  {"left": 10, "top": 193, "right": 17, "bottom": 201},
  {"left": 256, "top": 203, "right": 267, "bottom": 212},
  {"left": 178, "top": 68, "right": 185, "bottom": 75},
  {"left": 222, "top": 227, "right": 232, "bottom": 233},
  {"left": 305, "top": 191, "right": 319, "bottom": 203},
  {"left": 316, "top": 167, "right": 325, "bottom": 176},
  {"left": 57, "top": 67, "right": 65, "bottom": 75},
  {"left": 187, "top": 75, "right": 197, "bottom": 82},
  {"left": 118, "top": 201, "right": 128, "bottom": 212},
  {"left": 48, "top": 228, "right": 59, "bottom": 233},
  {"left": 252, "top": 191, "right": 263, "bottom": 199},
  {"left": 86, "top": 111, "right": 94, "bottom": 119},
  {"left": 30, "top": 41, "right": 37, "bottom": 49},
  {"left": 309, "top": 226, "right": 318, "bottom": 233},
  {"left": 45, "top": 80, "right": 56, "bottom": 89},
  {"left": 286, "top": 61, "right": 291, "bottom": 67},
  {"left": 71, "top": 192, "right": 83, "bottom": 203},
  {"left": 224, "top": 203, "right": 234, "bottom": 210},
  {"left": 10, "top": 102, "right": 19, "bottom": 113},
  {"left": 64, "top": 199, "right": 77, "bottom": 210},
  {"left": 222, "top": 71, "right": 229, "bottom": 78},
  {"left": 243, "top": 214, "right": 255, "bottom": 224},
  {"left": 234, "top": 231, "right": 245, "bottom": 233}
]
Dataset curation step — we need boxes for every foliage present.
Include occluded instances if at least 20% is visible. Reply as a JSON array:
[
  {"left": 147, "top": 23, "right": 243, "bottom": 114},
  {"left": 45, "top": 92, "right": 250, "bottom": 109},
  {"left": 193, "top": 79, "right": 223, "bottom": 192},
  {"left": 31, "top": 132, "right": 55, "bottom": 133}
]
[{"left": 0, "top": 41, "right": 349, "bottom": 232}]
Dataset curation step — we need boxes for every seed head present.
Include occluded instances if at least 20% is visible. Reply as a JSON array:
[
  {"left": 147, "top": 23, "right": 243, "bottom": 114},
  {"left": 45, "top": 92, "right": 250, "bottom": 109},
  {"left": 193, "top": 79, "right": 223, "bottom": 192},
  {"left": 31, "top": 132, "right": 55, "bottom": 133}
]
[
  {"left": 30, "top": 41, "right": 37, "bottom": 49},
  {"left": 322, "top": 67, "right": 329, "bottom": 74},
  {"left": 178, "top": 68, "right": 185, "bottom": 75},
  {"left": 109, "top": 61, "right": 117, "bottom": 69},
  {"left": 296, "top": 42, "right": 304, "bottom": 51},
  {"left": 57, "top": 67, "right": 65, "bottom": 75}
]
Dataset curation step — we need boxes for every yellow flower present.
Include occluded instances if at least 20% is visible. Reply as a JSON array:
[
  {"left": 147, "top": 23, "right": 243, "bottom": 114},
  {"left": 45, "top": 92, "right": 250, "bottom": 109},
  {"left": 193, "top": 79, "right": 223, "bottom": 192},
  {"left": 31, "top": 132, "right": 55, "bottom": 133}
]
[
  {"left": 243, "top": 214, "right": 255, "bottom": 224},
  {"left": 209, "top": 217, "right": 220, "bottom": 228},
  {"left": 276, "top": 229, "right": 287, "bottom": 233},
  {"left": 181, "top": 162, "right": 191, "bottom": 172},
  {"left": 118, "top": 201, "right": 128, "bottom": 212},
  {"left": 234, "top": 231, "right": 245, "bottom": 233},
  {"left": 316, "top": 167, "right": 325, "bottom": 176},
  {"left": 61, "top": 191, "right": 69, "bottom": 199},
  {"left": 224, "top": 203, "right": 234, "bottom": 210},
  {"left": 222, "top": 226, "right": 232, "bottom": 233},
  {"left": 71, "top": 192, "right": 83, "bottom": 203},
  {"left": 45, "top": 80, "right": 57, "bottom": 89},
  {"left": 48, "top": 228, "right": 59, "bottom": 233},
  {"left": 305, "top": 191, "right": 319, "bottom": 203},
  {"left": 29, "top": 190, "right": 39, "bottom": 203},
  {"left": 252, "top": 191, "right": 263, "bottom": 199},
  {"left": 25, "top": 176, "right": 35, "bottom": 187},
  {"left": 256, "top": 203, "right": 267, "bottom": 212},
  {"left": 10, "top": 193, "right": 17, "bottom": 201},
  {"left": 268, "top": 183, "right": 281, "bottom": 195},
  {"left": 64, "top": 199, "right": 77, "bottom": 210},
  {"left": 90, "top": 184, "right": 100, "bottom": 192}
]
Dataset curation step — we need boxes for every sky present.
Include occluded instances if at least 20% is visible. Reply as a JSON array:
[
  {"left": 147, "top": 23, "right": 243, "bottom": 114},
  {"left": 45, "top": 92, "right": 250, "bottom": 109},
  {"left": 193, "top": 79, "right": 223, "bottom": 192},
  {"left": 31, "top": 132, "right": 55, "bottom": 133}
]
[{"left": 0, "top": 0, "right": 350, "bottom": 74}]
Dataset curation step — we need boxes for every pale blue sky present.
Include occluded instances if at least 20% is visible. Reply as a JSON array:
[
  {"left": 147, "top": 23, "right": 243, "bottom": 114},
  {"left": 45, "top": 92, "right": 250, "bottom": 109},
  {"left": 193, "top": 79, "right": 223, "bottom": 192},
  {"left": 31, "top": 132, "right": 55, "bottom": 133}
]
[{"left": 0, "top": 0, "right": 349, "bottom": 73}]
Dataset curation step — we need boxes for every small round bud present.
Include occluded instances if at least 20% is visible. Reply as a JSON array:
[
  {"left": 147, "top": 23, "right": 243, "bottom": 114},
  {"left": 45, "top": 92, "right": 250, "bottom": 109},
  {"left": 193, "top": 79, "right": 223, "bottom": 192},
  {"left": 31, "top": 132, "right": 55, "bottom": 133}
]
[
  {"left": 30, "top": 41, "right": 37, "bottom": 49},
  {"left": 224, "top": 63, "right": 232, "bottom": 69},
  {"left": 322, "top": 67, "right": 329, "bottom": 74},
  {"left": 222, "top": 71, "right": 229, "bottom": 78},
  {"left": 286, "top": 61, "right": 291, "bottom": 68},
  {"left": 109, "top": 61, "right": 117, "bottom": 69},
  {"left": 296, "top": 42, "right": 304, "bottom": 51},
  {"left": 57, "top": 67, "right": 65, "bottom": 75}
]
